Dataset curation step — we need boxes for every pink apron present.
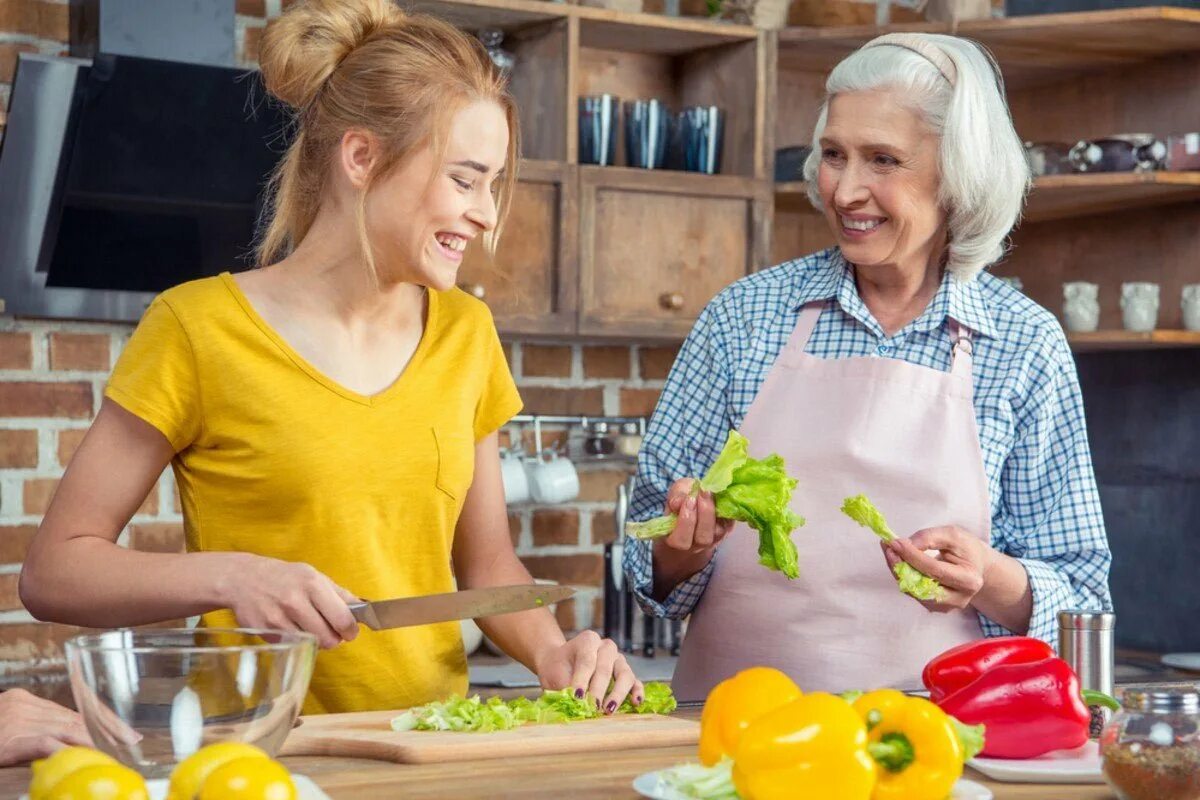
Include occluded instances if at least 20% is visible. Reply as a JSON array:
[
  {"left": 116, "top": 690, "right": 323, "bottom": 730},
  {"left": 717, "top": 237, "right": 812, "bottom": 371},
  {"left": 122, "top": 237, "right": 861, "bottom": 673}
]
[{"left": 672, "top": 300, "right": 990, "bottom": 700}]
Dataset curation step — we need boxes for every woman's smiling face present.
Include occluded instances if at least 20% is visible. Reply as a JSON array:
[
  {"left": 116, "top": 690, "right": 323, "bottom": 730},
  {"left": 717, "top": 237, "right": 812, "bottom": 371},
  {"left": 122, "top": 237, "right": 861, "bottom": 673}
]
[{"left": 816, "top": 89, "right": 947, "bottom": 271}]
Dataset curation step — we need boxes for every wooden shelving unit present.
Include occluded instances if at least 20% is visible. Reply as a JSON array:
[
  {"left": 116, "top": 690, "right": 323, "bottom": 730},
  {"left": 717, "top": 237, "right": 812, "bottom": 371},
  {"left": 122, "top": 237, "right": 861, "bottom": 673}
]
[
  {"left": 410, "top": 0, "right": 772, "bottom": 340},
  {"left": 1023, "top": 173, "right": 1200, "bottom": 223},
  {"left": 777, "top": 6, "right": 1200, "bottom": 89},
  {"left": 772, "top": 6, "right": 1200, "bottom": 346},
  {"left": 1069, "top": 330, "right": 1200, "bottom": 352},
  {"left": 773, "top": 173, "right": 1200, "bottom": 223}
]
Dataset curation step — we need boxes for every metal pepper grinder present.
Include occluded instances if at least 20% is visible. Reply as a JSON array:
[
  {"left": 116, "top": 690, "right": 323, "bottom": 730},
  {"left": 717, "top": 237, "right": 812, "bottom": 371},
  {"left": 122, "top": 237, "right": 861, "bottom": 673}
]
[{"left": 1058, "top": 609, "right": 1116, "bottom": 737}]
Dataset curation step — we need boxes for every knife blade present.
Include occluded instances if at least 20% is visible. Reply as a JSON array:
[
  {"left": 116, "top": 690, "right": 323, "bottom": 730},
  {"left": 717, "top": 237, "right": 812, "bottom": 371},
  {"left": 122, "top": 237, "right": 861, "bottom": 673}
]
[{"left": 349, "top": 584, "right": 575, "bottom": 631}]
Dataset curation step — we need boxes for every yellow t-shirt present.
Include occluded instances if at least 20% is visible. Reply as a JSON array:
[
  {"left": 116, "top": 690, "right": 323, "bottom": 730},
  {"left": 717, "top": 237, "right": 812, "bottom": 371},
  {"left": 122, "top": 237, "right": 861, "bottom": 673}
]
[{"left": 105, "top": 272, "right": 522, "bottom": 714}]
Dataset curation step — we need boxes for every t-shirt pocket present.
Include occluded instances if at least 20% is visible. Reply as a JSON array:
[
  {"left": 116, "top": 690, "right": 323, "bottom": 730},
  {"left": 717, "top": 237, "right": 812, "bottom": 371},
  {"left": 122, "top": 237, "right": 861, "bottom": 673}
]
[{"left": 432, "top": 426, "right": 476, "bottom": 502}]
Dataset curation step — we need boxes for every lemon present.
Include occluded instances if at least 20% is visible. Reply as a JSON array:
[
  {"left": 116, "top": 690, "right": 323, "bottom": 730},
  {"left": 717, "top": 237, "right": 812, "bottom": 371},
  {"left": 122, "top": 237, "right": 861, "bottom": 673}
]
[
  {"left": 198, "top": 757, "right": 296, "bottom": 800},
  {"left": 43, "top": 762, "right": 148, "bottom": 800},
  {"left": 28, "top": 746, "right": 119, "bottom": 800},
  {"left": 166, "top": 742, "right": 270, "bottom": 800}
]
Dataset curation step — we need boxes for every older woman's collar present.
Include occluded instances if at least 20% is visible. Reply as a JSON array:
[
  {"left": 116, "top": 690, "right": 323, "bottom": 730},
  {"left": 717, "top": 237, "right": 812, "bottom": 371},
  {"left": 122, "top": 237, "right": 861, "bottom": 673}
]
[
  {"left": 948, "top": 274, "right": 998, "bottom": 339},
  {"left": 788, "top": 248, "right": 849, "bottom": 310},
  {"left": 787, "top": 249, "right": 997, "bottom": 339}
]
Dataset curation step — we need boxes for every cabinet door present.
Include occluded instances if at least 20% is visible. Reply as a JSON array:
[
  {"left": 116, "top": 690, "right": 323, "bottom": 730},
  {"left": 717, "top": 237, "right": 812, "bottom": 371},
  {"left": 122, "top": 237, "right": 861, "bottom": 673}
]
[
  {"left": 578, "top": 166, "right": 769, "bottom": 339},
  {"left": 456, "top": 161, "right": 577, "bottom": 335}
]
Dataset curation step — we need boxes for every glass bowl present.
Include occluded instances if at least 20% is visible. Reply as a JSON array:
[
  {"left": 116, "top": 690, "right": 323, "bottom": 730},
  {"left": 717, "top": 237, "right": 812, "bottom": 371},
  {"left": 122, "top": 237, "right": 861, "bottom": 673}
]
[{"left": 64, "top": 628, "right": 316, "bottom": 777}]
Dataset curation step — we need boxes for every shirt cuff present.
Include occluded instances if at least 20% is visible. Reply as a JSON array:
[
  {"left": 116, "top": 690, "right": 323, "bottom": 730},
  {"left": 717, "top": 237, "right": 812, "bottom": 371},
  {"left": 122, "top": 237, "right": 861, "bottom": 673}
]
[
  {"left": 1011, "top": 557, "right": 1074, "bottom": 645},
  {"left": 630, "top": 555, "right": 714, "bottom": 620}
]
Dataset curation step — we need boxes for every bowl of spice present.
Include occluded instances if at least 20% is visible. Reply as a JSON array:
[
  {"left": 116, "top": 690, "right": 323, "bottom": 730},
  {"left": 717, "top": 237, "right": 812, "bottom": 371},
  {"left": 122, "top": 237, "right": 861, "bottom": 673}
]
[{"left": 1100, "top": 684, "right": 1200, "bottom": 800}]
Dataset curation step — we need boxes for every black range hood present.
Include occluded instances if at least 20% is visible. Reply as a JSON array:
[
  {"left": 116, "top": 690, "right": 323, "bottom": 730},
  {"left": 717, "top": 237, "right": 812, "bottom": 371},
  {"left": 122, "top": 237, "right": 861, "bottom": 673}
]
[{"left": 0, "top": 0, "right": 287, "bottom": 322}]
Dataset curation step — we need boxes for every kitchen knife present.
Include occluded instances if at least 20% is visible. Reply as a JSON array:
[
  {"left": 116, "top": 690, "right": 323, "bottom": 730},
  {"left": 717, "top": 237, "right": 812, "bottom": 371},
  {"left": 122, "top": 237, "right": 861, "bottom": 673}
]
[{"left": 349, "top": 584, "right": 574, "bottom": 631}]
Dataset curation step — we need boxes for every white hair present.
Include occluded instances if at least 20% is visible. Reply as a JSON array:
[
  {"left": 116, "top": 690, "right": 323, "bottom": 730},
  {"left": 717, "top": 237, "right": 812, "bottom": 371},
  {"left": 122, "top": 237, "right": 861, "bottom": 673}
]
[{"left": 802, "top": 34, "right": 1031, "bottom": 281}]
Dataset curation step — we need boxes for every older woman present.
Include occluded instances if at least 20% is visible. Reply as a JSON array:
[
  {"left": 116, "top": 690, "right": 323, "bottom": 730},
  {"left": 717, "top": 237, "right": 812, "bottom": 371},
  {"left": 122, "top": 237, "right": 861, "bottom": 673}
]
[{"left": 624, "top": 33, "right": 1112, "bottom": 700}]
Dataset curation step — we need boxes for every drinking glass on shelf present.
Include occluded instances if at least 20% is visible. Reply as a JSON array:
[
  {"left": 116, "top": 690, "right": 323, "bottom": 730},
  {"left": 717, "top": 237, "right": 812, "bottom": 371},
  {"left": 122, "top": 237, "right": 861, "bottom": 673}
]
[
  {"left": 579, "top": 94, "right": 619, "bottom": 167},
  {"left": 624, "top": 99, "right": 670, "bottom": 170}
]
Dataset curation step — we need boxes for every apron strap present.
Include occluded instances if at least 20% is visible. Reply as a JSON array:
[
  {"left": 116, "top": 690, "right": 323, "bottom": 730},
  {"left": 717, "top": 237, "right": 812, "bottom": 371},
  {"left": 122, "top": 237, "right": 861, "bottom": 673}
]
[
  {"left": 786, "top": 301, "right": 826, "bottom": 353},
  {"left": 947, "top": 319, "right": 974, "bottom": 379}
]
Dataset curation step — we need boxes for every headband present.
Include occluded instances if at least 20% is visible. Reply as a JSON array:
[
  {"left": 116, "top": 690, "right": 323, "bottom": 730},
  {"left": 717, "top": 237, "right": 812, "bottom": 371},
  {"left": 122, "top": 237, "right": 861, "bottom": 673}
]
[{"left": 861, "top": 33, "right": 957, "bottom": 86}]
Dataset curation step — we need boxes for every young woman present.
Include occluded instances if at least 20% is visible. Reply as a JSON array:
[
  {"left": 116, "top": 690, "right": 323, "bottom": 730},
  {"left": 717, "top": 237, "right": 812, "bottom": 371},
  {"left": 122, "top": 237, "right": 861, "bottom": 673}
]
[{"left": 21, "top": 0, "right": 642, "bottom": 716}]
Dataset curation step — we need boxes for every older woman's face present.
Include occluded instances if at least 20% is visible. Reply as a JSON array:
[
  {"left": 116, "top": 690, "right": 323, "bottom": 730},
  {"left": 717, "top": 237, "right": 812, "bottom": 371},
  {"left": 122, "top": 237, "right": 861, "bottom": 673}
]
[{"left": 817, "top": 90, "right": 945, "bottom": 272}]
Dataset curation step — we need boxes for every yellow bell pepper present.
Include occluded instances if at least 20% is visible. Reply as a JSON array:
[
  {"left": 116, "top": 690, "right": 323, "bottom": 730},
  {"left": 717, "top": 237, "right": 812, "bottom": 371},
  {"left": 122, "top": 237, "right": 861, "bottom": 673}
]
[
  {"left": 852, "top": 689, "right": 964, "bottom": 800},
  {"left": 698, "top": 666, "right": 802, "bottom": 766},
  {"left": 732, "top": 692, "right": 877, "bottom": 800}
]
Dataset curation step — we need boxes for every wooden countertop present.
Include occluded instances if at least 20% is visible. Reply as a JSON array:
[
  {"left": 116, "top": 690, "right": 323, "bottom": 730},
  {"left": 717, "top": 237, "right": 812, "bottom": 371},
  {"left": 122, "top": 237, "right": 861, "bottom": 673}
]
[{"left": 0, "top": 707, "right": 1120, "bottom": 799}]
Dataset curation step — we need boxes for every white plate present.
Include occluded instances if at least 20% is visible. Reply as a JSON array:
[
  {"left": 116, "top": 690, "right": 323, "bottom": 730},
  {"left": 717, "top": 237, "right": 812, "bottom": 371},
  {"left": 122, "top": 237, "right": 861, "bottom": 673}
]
[
  {"left": 20, "top": 773, "right": 329, "bottom": 800},
  {"left": 969, "top": 739, "right": 1103, "bottom": 784},
  {"left": 632, "top": 770, "right": 992, "bottom": 799},
  {"left": 1161, "top": 652, "right": 1200, "bottom": 673}
]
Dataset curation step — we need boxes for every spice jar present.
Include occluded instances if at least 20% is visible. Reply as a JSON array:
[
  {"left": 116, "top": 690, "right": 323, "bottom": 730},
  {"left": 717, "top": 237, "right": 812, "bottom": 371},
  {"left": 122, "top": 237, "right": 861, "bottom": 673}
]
[
  {"left": 1101, "top": 685, "right": 1200, "bottom": 800},
  {"left": 616, "top": 422, "right": 643, "bottom": 458},
  {"left": 583, "top": 421, "right": 615, "bottom": 456}
]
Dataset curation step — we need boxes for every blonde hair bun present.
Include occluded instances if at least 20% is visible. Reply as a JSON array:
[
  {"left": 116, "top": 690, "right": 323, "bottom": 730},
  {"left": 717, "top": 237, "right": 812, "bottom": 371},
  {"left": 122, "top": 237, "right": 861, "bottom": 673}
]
[{"left": 259, "top": 0, "right": 406, "bottom": 110}]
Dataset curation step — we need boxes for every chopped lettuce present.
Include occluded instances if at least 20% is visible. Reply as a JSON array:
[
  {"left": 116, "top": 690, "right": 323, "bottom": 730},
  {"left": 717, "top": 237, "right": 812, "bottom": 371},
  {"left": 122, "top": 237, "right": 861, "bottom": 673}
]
[
  {"left": 620, "top": 680, "right": 677, "bottom": 715},
  {"left": 656, "top": 759, "right": 738, "bottom": 800},
  {"left": 389, "top": 695, "right": 525, "bottom": 732},
  {"left": 390, "top": 682, "right": 676, "bottom": 733},
  {"left": 626, "top": 431, "right": 806, "bottom": 580},
  {"left": 840, "top": 494, "right": 943, "bottom": 602}
]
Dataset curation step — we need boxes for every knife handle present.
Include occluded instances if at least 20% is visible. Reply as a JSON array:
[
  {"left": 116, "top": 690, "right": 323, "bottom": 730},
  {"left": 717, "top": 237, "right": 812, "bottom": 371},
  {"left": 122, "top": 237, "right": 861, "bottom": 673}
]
[{"left": 348, "top": 602, "right": 376, "bottom": 629}]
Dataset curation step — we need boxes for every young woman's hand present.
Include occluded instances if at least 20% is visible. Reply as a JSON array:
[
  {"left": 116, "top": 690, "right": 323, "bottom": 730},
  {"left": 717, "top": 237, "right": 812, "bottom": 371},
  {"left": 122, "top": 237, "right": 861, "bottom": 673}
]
[
  {"left": 0, "top": 689, "right": 92, "bottom": 766},
  {"left": 651, "top": 479, "right": 734, "bottom": 597},
  {"left": 534, "top": 630, "right": 644, "bottom": 715},
  {"left": 219, "top": 555, "right": 361, "bottom": 649}
]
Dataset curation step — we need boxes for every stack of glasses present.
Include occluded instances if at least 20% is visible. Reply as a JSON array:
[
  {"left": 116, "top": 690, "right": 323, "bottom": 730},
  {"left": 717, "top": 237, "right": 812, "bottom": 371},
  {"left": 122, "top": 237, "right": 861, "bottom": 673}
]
[{"left": 579, "top": 95, "right": 726, "bottom": 175}]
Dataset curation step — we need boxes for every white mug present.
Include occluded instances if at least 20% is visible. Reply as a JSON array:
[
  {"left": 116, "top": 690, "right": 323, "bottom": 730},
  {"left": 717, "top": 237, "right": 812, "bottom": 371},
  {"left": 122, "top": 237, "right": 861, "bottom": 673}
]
[
  {"left": 1120, "top": 282, "right": 1160, "bottom": 333},
  {"left": 1063, "top": 282, "right": 1100, "bottom": 333},
  {"left": 499, "top": 449, "right": 530, "bottom": 505},
  {"left": 526, "top": 450, "right": 579, "bottom": 505},
  {"left": 1183, "top": 285, "right": 1200, "bottom": 332}
]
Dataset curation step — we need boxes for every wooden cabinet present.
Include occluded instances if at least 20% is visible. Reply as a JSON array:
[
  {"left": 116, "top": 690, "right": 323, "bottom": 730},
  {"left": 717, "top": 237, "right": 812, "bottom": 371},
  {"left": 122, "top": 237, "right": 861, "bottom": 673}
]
[
  {"left": 457, "top": 161, "right": 577, "bottom": 335},
  {"left": 579, "top": 168, "right": 769, "bottom": 337},
  {"left": 413, "top": 0, "right": 774, "bottom": 341},
  {"left": 773, "top": 7, "right": 1200, "bottom": 350}
]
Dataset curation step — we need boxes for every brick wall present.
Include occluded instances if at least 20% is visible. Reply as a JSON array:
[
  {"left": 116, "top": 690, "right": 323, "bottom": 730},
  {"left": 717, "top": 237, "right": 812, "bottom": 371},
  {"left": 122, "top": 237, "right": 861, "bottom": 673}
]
[
  {"left": 0, "top": 319, "right": 678, "bottom": 671},
  {"left": 0, "top": 0, "right": 682, "bottom": 673}
]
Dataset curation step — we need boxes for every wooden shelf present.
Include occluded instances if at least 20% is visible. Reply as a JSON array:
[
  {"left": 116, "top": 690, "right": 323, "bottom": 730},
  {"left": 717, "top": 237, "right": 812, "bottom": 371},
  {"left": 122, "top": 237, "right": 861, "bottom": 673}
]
[
  {"left": 772, "top": 172, "right": 1200, "bottom": 221},
  {"left": 1069, "top": 330, "right": 1200, "bottom": 351},
  {"left": 410, "top": 0, "right": 566, "bottom": 31},
  {"left": 777, "top": 6, "right": 1200, "bottom": 89},
  {"left": 583, "top": 165, "right": 766, "bottom": 198},
  {"left": 518, "top": 158, "right": 569, "bottom": 182},
  {"left": 575, "top": 6, "right": 756, "bottom": 55},
  {"left": 1023, "top": 172, "right": 1200, "bottom": 223},
  {"left": 411, "top": 0, "right": 756, "bottom": 54}
]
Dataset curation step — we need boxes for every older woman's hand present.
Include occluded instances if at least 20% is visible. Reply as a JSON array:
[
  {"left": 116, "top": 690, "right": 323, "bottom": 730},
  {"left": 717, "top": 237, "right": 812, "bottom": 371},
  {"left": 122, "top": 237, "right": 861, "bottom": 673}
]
[
  {"left": 883, "top": 526, "right": 997, "bottom": 612},
  {"left": 651, "top": 479, "right": 735, "bottom": 598}
]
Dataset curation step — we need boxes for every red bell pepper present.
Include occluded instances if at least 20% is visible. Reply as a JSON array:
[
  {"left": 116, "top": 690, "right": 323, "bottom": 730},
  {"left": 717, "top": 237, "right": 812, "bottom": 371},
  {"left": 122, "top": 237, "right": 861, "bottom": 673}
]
[
  {"left": 935, "top": 656, "right": 1119, "bottom": 759},
  {"left": 922, "top": 636, "right": 1055, "bottom": 702}
]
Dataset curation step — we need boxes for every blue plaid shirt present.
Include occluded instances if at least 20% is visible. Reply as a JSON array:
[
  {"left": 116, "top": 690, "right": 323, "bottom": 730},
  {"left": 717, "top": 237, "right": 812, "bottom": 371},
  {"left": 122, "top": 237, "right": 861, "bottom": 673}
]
[{"left": 624, "top": 248, "right": 1112, "bottom": 645}]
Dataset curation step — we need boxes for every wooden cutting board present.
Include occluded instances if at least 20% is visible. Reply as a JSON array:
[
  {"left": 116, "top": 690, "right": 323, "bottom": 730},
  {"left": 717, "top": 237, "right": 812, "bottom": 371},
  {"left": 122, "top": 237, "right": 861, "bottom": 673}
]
[{"left": 278, "top": 709, "right": 700, "bottom": 764}]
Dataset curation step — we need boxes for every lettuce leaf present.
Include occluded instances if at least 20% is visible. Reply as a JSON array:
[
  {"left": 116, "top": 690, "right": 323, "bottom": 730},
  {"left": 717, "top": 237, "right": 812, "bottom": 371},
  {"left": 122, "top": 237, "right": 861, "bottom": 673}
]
[
  {"left": 619, "top": 680, "right": 677, "bottom": 715},
  {"left": 656, "top": 759, "right": 738, "bottom": 799},
  {"left": 840, "top": 494, "right": 943, "bottom": 602},
  {"left": 626, "top": 431, "right": 805, "bottom": 579},
  {"left": 390, "top": 682, "right": 677, "bottom": 733}
]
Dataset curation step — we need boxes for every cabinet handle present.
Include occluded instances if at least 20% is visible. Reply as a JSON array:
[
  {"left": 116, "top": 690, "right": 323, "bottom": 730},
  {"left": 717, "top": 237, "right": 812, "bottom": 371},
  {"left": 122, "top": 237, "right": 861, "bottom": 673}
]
[
  {"left": 659, "top": 292, "right": 684, "bottom": 311},
  {"left": 458, "top": 283, "right": 487, "bottom": 300}
]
